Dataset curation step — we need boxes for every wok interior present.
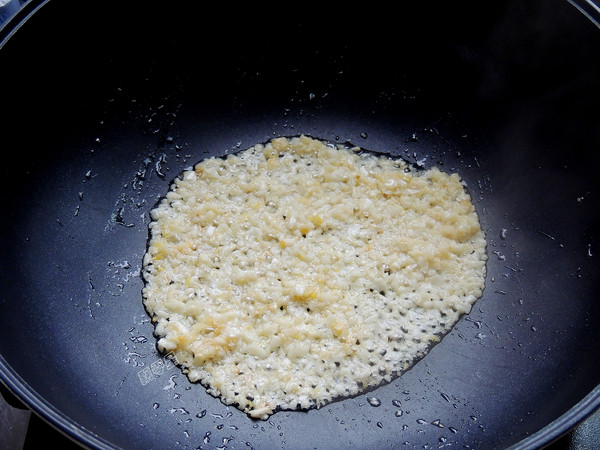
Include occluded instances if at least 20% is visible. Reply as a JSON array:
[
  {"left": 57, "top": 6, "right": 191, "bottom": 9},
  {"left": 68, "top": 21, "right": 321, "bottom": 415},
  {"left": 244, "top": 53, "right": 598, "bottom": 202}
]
[{"left": 0, "top": 1, "right": 599, "bottom": 449}]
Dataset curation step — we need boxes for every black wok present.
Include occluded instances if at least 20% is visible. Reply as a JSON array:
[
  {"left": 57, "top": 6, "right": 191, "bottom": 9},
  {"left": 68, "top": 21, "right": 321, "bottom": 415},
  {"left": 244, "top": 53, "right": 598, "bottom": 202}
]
[{"left": 1, "top": 1, "right": 599, "bottom": 448}]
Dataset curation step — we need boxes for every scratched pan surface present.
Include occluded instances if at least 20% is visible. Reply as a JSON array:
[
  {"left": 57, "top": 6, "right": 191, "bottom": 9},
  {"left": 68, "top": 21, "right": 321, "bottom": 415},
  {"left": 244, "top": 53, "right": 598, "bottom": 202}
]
[{"left": 0, "top": 1, "right": 599, "bottom": 449}]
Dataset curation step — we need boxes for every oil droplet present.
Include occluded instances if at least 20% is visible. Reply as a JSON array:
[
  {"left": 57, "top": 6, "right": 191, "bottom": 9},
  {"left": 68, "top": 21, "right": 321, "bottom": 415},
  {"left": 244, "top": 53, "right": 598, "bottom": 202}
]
[
  {"left": 431, "top": 419, "right": 444, "bottom": 428},
  {"left": 465, "top": 317, "right": 482, "bottom": 329},
  {"left": 367, "top": 397, "right": 381, "bottom": 407},
  {"left": 203, "top": 431, "right": 211, "bottom": 444},
  {"left": 492, "top": 250, "right": 506, "bottom": 261},
  {"left": 395, "top": 410, "right": 403, "bottom": 417},
  {"left": 377, "top": 422, "right": 383, "bottom": 428},
  {"left": 152, "top": 403, "right": 159, "bottom": 410},
  {"left": 360, "top": 132, "right": 368, "bottom": 139},
  {"left": 196, "top": 410, "right": 207, "bottom": 418},
  {"left": 211, "top": 411, "right": 233, "bottom": 419},
  {"left": 392, "top": 399, "right": 401, "bottom": 407}
]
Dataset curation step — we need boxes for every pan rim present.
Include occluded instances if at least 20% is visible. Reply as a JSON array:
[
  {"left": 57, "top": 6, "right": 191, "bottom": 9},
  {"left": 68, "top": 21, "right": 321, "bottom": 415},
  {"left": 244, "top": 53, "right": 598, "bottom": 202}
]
[
  {"left": 0, "top": 354, "right": 119, "bottom": 450},
  {"left": 507, "top": 385, "right": 600, "bottom": 449},
  {"left": 0, "top": 0, "right": 49, "bottom": 51},
  {"left": 1, "top": 0, "right": 599, "bottom": 448},
  {"left": 567, "top": 0, "right": 600, "bottom": 28}
]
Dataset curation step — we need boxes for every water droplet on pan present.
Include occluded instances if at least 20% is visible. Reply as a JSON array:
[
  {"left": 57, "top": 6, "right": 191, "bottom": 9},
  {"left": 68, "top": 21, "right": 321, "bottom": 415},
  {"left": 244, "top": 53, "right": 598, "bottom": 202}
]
[
  {"left": 367, "top": 397, "right": 381, "bottom": 407},
  {"left": 431, "top": 419, "right": 444, "bottom": 428}
]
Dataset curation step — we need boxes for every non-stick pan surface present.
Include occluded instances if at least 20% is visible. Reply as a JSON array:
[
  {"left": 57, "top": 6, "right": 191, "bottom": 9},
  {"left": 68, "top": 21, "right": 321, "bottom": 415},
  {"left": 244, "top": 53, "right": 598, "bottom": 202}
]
[{"left": 1, "top": 1, "right": 599, "bottom": 449}]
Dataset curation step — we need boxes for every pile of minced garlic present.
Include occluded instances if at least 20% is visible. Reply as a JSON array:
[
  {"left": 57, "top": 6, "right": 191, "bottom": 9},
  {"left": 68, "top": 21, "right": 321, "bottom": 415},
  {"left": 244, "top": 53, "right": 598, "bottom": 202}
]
[{"left": 142, "top": 135, "right": 487, "bottom": 419}]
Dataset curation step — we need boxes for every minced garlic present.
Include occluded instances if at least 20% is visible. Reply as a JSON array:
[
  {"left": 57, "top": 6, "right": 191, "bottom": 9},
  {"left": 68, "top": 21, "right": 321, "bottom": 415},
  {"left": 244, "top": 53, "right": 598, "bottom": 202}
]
[{"left": 141, "top": 135, "right": 487, "bottom": 419}]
